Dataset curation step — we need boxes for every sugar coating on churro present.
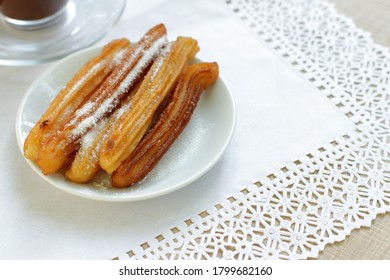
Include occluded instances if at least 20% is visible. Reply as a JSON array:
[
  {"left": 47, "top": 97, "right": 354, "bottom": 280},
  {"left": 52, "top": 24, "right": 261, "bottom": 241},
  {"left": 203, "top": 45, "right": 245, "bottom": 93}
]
[
  {"left": 78, "top": 120, "right": 107, "bottom": 159},
  {"left": 55, "top": 48, "right": 128, "bottom": 117},
  {"left": 100, "top": 36, "right": 199, "bottom": 174},
  {"left": 78, "top": 99, "right": 133, "bottom": 162},
  {"left": 56, "top": 49, "right": 126, "bottom": 112},
  {"left": 111, "top": 62, "right": 219, "bottom": 187},
  {"left": 70, "top": 35, "right": 168, "bottom": 138},
  {"left": 24, "top": 38, "right": 130, "bottom": 163},
  {"left": 64, "top": 89, "right": 137, "bottom": 183},
  {"left": 26, "top": 24, "right": 222, "bottom": 188},
  {"left": 35, "top": 25, "right": 168, "bottom": 175},
  {"left": 56, "top": 63, "right": 102, "bottom": 110}
]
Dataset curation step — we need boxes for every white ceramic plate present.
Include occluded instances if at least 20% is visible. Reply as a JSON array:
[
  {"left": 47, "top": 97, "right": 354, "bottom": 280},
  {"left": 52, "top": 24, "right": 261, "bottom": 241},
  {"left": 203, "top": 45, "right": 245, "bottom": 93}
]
[{"left": 16, "top": 45, "right": 236, "bottom": 201}]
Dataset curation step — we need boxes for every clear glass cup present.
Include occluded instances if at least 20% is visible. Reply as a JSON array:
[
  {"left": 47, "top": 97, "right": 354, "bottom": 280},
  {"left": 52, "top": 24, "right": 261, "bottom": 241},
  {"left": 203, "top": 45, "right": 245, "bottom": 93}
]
[
  {"left": 0, "top": 0, "right": 126, "bottom": 66},
  {"left": 0, "top": 0, "right": 68, "bottom": 29}
]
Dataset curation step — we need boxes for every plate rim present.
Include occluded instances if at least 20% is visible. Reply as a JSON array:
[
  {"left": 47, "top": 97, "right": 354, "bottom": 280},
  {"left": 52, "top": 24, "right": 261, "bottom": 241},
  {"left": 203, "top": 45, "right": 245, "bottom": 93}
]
[{"left": 15, "top": 45, "right": 236, "bottom": 202}]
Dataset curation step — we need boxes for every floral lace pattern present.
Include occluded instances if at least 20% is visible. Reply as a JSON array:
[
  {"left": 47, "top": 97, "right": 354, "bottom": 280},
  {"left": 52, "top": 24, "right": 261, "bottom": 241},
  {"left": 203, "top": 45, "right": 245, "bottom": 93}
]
[{"left": 120, "top": 0, "right": 390, "bottom": 259}]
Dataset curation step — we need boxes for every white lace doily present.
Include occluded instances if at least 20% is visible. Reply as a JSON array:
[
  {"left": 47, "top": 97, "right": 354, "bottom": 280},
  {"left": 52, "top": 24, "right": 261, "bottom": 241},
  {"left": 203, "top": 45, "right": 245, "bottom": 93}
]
[{"left": 120, "top": 0, "right": 390, "bottom": 259}]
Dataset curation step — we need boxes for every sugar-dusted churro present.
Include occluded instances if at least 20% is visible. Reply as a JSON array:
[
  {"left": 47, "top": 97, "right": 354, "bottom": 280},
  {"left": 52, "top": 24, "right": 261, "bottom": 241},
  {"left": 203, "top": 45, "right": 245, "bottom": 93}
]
[
  {"left": 36, "top": 24, "right": 168, "bottom": 175},
  {"left": 23, "top": 38, "right": 130, "bottom": 162},
  {"left": 23, "top": 23, "right": 223, "bottom": 191},
  {"left": 99, "top": 36, "right": 199, "bottom": 174},
  {"left": 112, "top": 62, "right": 219, "bottom": 188},
  {"left": 65, "top": 91, "right": 136, "bottom": 183}
]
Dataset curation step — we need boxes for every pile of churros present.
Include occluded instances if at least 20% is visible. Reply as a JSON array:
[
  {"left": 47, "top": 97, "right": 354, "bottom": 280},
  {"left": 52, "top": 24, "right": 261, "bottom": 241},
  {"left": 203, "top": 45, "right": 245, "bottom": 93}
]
[{"left": 23, "top": 24, "right": 219, "bottom": 188}]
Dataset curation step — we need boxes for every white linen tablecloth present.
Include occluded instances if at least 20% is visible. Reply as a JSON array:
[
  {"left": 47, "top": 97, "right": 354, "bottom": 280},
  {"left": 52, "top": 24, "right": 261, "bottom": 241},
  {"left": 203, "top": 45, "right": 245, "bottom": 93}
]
[{"left": 0, "top": 0, "right": 355, "bottom": 259}]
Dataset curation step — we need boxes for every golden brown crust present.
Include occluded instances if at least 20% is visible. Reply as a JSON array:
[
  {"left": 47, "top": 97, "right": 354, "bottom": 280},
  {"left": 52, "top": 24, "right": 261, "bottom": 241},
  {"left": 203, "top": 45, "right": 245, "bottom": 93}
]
[
  {"left": 24, "top": 25, "right": 222, "bottom": 190},
  {"left": 100, "top": 36, "right": 199, "bottom": 174},
  {"left": 23, "top": 38, "right": 130, "bottom": 162},
  {"left": 65, "top": 89, "right": 136, "bottom": 183},
  {"left": 35, "top": 24, "right": 167, "bottom": 175},
  {"left": 112, "top": 62, "right": 219, "bottom": 188}
]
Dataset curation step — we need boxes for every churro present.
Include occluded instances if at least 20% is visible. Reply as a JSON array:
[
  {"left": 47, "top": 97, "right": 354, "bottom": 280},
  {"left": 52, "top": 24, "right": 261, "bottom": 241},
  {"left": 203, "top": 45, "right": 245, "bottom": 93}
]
[
  {"left": 65, "top": 91, "right": 136, "bottom": 183},
  {"left": 36, "top": 24, "right": 168, "bottom": 175},
  {"left": 23, "top": 38, "right": 130, "bottom": 162},
  {"left": 100, "top": 36, "right": 199, "bottom": 174},
  {"left": 24, "top": 24, "right": 222, "bottom": 190},
  {"left": 112, "top": 62, "right": 219, "bottom": 188}
]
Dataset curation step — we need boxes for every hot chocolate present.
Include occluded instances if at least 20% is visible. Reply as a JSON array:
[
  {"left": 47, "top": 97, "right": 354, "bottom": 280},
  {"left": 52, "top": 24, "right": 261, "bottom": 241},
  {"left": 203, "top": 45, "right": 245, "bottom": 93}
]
[{"left": 0, "top": 0, "right": 68, "bottom": 21}]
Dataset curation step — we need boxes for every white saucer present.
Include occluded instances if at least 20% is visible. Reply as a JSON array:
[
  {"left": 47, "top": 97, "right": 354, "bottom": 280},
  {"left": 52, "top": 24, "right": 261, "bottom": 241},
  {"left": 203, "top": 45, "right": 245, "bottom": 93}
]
[
  {"left": 15, "top": 45, "right": 236, "bottom": 201},
  {"left": 0, "top": 0, "right": 126, "bottom": 66}
]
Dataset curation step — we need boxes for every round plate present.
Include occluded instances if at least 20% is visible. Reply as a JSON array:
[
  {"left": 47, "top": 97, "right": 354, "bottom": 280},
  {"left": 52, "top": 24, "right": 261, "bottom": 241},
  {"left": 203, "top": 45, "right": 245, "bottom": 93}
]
[
  {"left": 0, "top": 0, "right": 126, "bottom": 66},
  {"left": 16, "top": 45, "right": 236, "bottom": 201}
]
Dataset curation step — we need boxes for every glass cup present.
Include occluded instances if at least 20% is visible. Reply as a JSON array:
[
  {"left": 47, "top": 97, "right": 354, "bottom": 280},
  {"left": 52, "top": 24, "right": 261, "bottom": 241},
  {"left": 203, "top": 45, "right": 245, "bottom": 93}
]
[
  {"left": 0, "top": 0, "right": 68, "bottom": 29},
  {"left": 0, "top": 0, "right": 126, "bottom": 66}
]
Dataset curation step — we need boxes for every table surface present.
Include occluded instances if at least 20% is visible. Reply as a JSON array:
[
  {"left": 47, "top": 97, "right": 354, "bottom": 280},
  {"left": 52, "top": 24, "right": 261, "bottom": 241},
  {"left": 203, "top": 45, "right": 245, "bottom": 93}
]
[
  {"left": 317, "top": 0, "right": 390, "bottom": 260},
  {"left": 1, "top": 0, "right": 389, "bottom": 260}
]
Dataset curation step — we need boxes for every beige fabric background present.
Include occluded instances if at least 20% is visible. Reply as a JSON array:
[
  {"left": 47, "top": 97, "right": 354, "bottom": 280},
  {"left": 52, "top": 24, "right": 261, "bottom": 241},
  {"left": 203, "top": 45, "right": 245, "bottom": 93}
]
[{"left": 315, "top": 0, "right": 390, "bottom": 260}]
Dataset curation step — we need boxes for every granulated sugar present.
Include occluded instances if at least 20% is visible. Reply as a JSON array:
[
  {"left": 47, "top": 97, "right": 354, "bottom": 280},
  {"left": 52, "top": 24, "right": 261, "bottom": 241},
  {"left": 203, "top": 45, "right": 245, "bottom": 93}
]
[
  {"left": 142, "top": 113, "right": 210, "bottom": 184},
  {"left": 70, "top": 35, "right": 168, "bottom": 138},
  {"left": 57, "top": 61, "right": 105, "bottom": 110}
]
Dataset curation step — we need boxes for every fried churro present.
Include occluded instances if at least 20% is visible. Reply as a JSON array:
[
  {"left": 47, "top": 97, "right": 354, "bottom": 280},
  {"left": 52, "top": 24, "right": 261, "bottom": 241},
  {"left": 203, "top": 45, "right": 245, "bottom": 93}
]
[
  {"left": 24, "top": 24, "right": 222, "bottom": 190},
  {"left": 65, "top": 91, "right": 136, "bottom": 183},
  {"left": 100, "top": 36, "right": 199, "bottom": 174},
  {"left": 36, "top": 24, "right": 168, "bottom": 175},
  {"left": 112, "top": 62, "right": 219, "bottom": 188},
  {"left": 24, "top": 38, "right": 130, "bottom": 162}
]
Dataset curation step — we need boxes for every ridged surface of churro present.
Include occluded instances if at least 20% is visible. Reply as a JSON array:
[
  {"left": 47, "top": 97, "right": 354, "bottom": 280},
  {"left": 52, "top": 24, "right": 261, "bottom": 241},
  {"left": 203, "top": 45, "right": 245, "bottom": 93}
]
[
  {"left": 100, "top": 36, "right": 199, "bottom": 174},
  {"left": 65, "top": 92, "right": 135, "bottom": 183},
  {"left": 23, "top": 24, "right": 222, "bottom": 190},
  {"left": 112, "top": 62, "right": 219, "bottom": 188},
  {"left": 36, "top": 24, "right": 167, "bottom": 175},
  {"left": 23, "top": 38, "right": 130, "bottom": 162}
]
